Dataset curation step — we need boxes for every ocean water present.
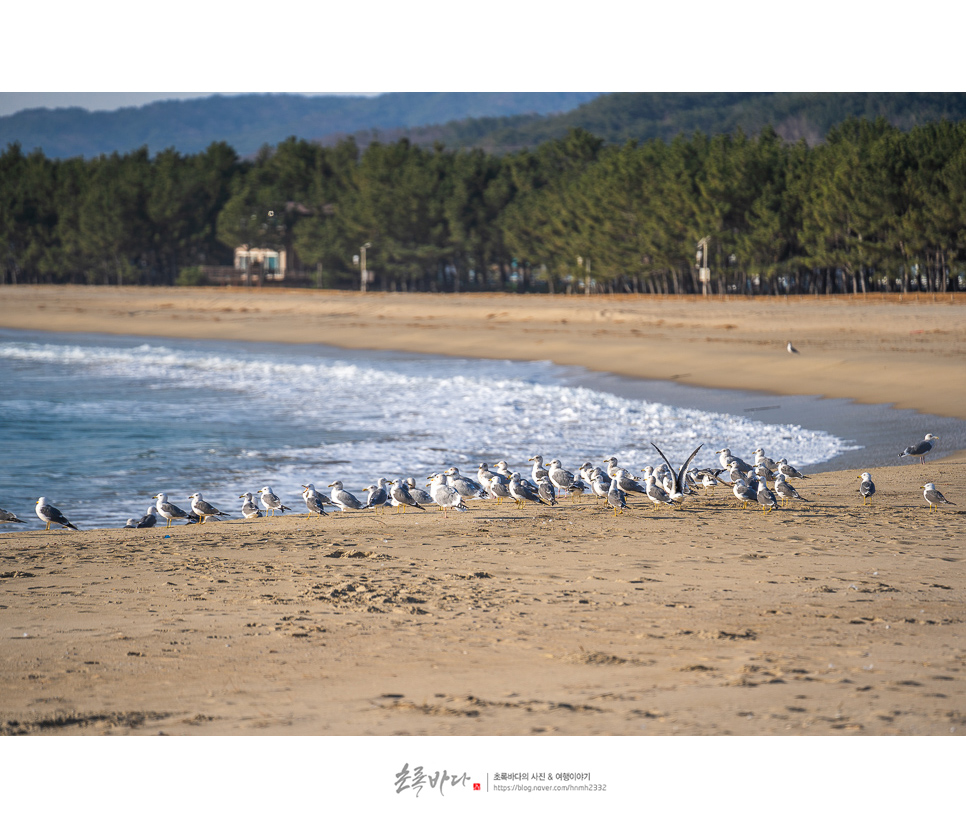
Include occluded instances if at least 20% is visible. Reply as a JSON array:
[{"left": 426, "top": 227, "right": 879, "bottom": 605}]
[{"left": 0, "top": 329, "right": 853, "bottom": 531}]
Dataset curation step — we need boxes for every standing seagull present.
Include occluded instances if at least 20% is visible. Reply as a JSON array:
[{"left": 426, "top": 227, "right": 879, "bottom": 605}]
[
  {"left": 536, "top": 476, "right": 558, "bottom": 507},
  {"left": 644, "top": 475, "right": 676, "bottom": 510},
  {"left": 328, "top": 481, "right": 364, "bottom": 511},
  {"left": 363, "top": 479, "right": 391, "bottom": 511},
  {"left": 259, "top": 486, "right": 291, "bottom": 517},
  {"left": 547, "top": 459, "right": 576, "bottom": 496},
  {"left": 35, "top": 497, "right": 78, "bottom": 531},
  {"left": 389, "top": 479, "right": 425, "bottom": 513},
  {"left": 732, "top": 478, "right": 757, "bottom": 509},
  {"left": 485, "top": 473, "right": 512, "bottom": 505},
  {"left": 508, "top": 472, "right": 545, "bottom": 508},
  {"left": 858, "top": 472, "right": 876, "bottom": 506},
  {"left": 153, "top": 493, "right": 190, "bottom": 527},
  {"left": 776, "top": 459, "right": 807, "bottom": 480},
  {"left": 189, "top": 492, "right": 229, "bottom": 523},
  {"left": 787, "top": 341, "right": 799, "bottom": 355},
  {"left": 239, "top": 492, "right": 263, "bottom": 519},
  {"left": 0, "top": 506, "right": 26, "bottom": 525},
  {"left": 774, "top": 473, "right": 808, "bottom": 508},
  {"left": 607, "top": 477, "right": 627, "bottom": 517},
  {"left": 301, "top": 484, "right": 329, "bottom": 519},
  {"left": 428, "top": 473, "right": 468, "bottom": 518},
  {"left": 756, "top": 478, "right": 779, "bottom": 513},
  {"left": 403, "top": 478, "right": 434, "bottom": 506},
  {"left": 899, "top": 434, "right": 939, "bottom": 465},
  {"left": 923, "top": 483, "right": 955, "bottom": 511}
]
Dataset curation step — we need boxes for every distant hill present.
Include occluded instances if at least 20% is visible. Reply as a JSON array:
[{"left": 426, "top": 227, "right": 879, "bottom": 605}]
[
  {"left": 0, "top": 92, "right": 604, "bottom": 158},
  {"left": 5, "top": 92, "right": 966, "bottom": 161},
  {"left": 376, "top": 92, "right": 966, "bottom": 152}
]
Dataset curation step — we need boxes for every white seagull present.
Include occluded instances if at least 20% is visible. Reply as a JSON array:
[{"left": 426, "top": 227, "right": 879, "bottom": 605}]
[
  {"left": 189, "top": 492, "right": 229, "bottom": 523},
  {"left": 153, "top": 493, "right": 190, "bottom": 527},
  {"left": 923, "top": 483, "right": 954, "bottom": 511},
  {"left": 899, "top": 434, "right": 939, "bottom": 465},
  {"left": 35, "top": 497, "right": 79, "bottom": 531}
]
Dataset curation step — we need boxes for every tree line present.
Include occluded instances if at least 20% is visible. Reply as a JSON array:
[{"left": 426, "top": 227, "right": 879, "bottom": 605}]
[{"left": 3, "top": 117, "right": 966, "bottom": 295}]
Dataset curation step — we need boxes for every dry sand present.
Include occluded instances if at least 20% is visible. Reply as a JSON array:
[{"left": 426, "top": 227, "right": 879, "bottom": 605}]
[{"left": 1, "top": 286, "right": 965, "bottom": 736}]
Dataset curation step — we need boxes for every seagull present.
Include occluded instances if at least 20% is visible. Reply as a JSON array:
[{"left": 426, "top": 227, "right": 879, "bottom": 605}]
[
  {"left": 858, "top": 472, "right": 876, "bottom": 506},
  {"left": 651, "top": 442, "right": 703, "bottom": 505},
  {"left": 123, "top": 518, "right": 139, "bottom": 529},
  {"left": 717, "top": 448, "right": 753, "bottom": 475},
  {"left": 508, "top": 472, "right": 545, "bottom": 507},
  {"left": 258, "top": 486, "right": 291, "bottom": 517},
  {"left": 135, "top": 506, "right": 159, "bottom": 528},
  {"left": 389, "top": 479, "right": 425, "bottom": 513},
  {"left": 239, "top": 492, "right": 263, "bottom": 519},
  {"left": 614, "top": 467, "right": 648, "bottom": 497},
  {"left": 899, "top": 434, "right": 939, "bottom": 465},
  {"left": 606, "top": 477, "right": 627, "bottom": 517},
  {"left": 536, "top": 476, "right": 558, "bottom": 507},
  {"left": 363, "top": 479, "right": 391, "bottom": 511},
  {"left": 528, "top": 455, "right": 550, "bottom": 484},
  {"left": 428, "top": 473, "right": 468, "bottom": 518},
  {"left": 754, "top": 463, "right": 776, "bottom": 484},
  {"left": 602, "top": 456, "right": 621, "bottom": 479},
  {"left": 644, "top": 475, "right": 675, "bottom": 510},
  {"left": 776, "top": 459, "right": 807, "bottom": 480},
  {"left": 153, "top": 493, "right": 190, "bottom": 527},
  {"left": 35, "top": 497, "right": 78, "bottom": 531},
  {"left": 923, "top": 483, "right": 954, "bottom": 511},
  {"left": 477, "top": 463, "right": 506, "bottom": 491},
  {"left": 328, "top": 481, "right": 364, "bottom": 511},
  {"left": 485, "top": 472, "right": 512, "bottom": 504},
  {"left": 756, "top": 478, "right": 779, "bottom": 513},
  {"left": 787, "top": 341, "right": 799, "bottom": 354},
  {"left": 403, "top": 477, "right": 434, "bottom": 506},
  {"left": 693, "top": 468, "right": 725, "bottom": 493},
  {"left": 774, "top": 473, "right": 807, "bottom": 507},
  {"left": 585, "top": 465, "right": 611, "bottom": 493},
  {"left": 732, "top": 478, "right": 757, "bottom": 509},
  {"left": 189, "top": 492, "right": 230, "bottom": 523},
  {"left": 754, "top": 448, "right": 778, "bottom": 470},
  {"left": 444, "top": 468, "right": 486, "bottom": 499},
  {"left": 0, "top": 506, "right": 26, "bottom": 524},
  {"left": 589, "top": 470, "right": 611, "bottom": 501},
  {"left": 547, "top": 459, "right": 576, "bottom": 495},
  {"left": 301, "top": 484, "right": 331, "bottom": 519},
  {"left": 567, "top": 476, "right": 588, "bottom": 501}
]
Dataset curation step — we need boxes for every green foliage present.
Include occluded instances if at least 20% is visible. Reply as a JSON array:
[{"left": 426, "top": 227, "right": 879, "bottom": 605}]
[
  {"left": 175, "top": 265, "right": 206, "bottom": 286},
  {"left": 4, "top": 114, "right": 966, "bottom": 294}
]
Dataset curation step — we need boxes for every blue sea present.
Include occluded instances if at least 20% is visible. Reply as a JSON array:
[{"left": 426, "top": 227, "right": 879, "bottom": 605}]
[{"left": 0, "top": 328, "right": 855, "bottom": 531}]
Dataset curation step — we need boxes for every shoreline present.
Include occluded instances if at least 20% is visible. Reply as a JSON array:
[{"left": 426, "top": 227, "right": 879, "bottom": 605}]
[{"left": 1, "top": 285, "right": 964, "bottom": 422}]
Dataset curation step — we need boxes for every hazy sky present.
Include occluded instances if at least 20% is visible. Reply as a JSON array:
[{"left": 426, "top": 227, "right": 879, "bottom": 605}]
[{"left": 0, "top": 92, "right": 381, "bottom": 118}]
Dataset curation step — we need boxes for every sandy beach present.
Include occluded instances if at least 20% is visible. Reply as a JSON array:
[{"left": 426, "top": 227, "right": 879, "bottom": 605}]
[{"left": 1, "top": 285, "right": 965, "bottom": 736}]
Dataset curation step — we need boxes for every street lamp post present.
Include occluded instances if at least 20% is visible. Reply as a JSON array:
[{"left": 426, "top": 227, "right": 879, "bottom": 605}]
[
  {"left": 577, "top": 256, "right": 591, "bottom": 296},
  {"left": 359, "top": 242, "right": 371, "bottom": 293},
  {"left": 696, "top": 237, "right": 711, "bottom": 296}
]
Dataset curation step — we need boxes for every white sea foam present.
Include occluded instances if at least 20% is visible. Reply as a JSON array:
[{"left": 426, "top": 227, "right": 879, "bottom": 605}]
[{"left": 1, "top": 336, "right": 853, "bottom": 529}]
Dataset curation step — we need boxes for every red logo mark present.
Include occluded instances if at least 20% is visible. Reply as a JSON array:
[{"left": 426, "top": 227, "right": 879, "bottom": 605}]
[{"left": 473, "top": 783, "right": 481, "bottom": 791}]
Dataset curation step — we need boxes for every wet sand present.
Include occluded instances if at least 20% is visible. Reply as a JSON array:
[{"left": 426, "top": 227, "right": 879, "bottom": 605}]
[{"left": 1, "top": 286, "right": 964, "bottom": 736}]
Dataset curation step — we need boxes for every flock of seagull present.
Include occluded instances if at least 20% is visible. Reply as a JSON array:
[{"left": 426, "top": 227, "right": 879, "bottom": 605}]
[{"left": 0, "top": 434, "right": 956, "bottom": 532}]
